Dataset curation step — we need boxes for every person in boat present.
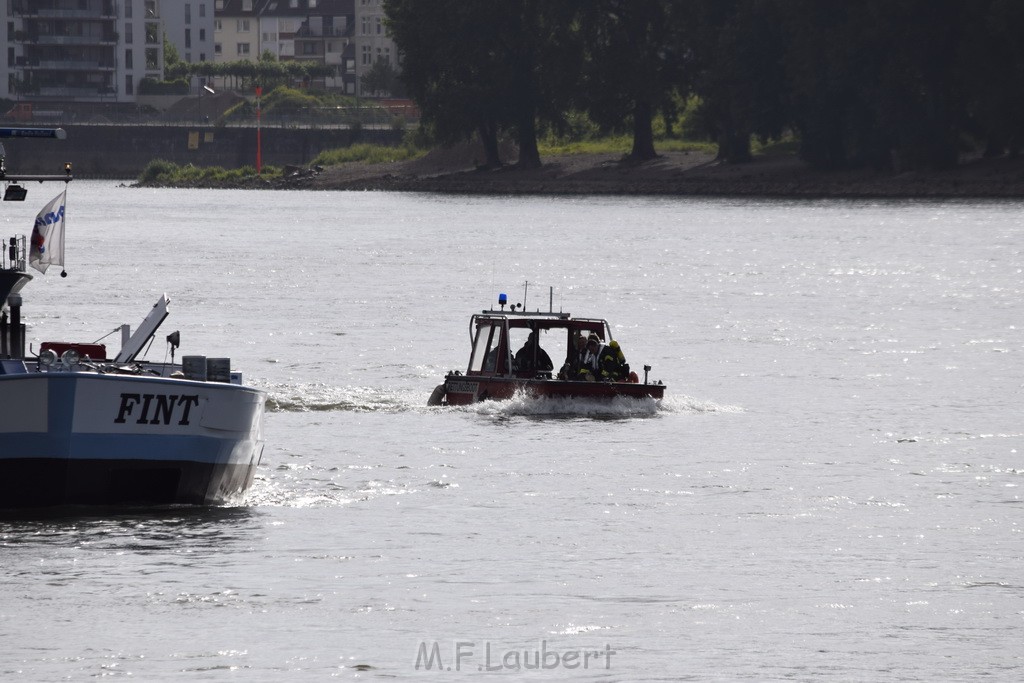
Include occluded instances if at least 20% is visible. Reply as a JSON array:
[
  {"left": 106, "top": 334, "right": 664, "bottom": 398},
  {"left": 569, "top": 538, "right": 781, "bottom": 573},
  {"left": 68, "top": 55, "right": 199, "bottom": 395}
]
[
  {"left": 559, "top": 332, "right": 588, "bottom": 380},
  {"left": 579, "top": 334, "right": 629, "bottom": 381},
  {"left": 578, "top": 334, "right": 606, "bottom": 381},
  {"left": 606, "top": 339, "right": 631, "bottom": 381},
  {"left": 514, "top": 330, "right": 553, "bottom": 376}
]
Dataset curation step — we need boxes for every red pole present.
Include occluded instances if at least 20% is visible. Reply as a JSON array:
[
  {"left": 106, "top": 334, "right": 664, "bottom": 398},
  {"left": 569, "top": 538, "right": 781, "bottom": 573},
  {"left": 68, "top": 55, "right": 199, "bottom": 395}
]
[{"left": 255, "top": 86, "right": 263, "bottom": 175}]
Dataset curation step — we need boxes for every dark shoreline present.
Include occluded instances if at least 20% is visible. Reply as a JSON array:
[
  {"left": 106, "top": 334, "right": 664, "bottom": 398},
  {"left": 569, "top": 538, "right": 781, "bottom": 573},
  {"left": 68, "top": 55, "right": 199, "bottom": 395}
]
[{"left": 138, "top": 150, "right": 1024, "bottom": 199}]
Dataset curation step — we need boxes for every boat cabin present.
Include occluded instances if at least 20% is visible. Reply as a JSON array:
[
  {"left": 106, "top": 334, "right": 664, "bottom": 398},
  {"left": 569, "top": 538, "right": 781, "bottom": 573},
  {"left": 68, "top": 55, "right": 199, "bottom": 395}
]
[{"left": 466, "top": 310, "right": 612, "bottom": 379}]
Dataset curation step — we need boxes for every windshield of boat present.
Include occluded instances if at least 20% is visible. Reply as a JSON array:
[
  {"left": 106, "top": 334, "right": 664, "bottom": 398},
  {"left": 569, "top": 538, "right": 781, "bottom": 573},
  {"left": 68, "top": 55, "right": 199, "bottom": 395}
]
[{"left": 469, "top": 321, "right": 503, "bottom": 373}]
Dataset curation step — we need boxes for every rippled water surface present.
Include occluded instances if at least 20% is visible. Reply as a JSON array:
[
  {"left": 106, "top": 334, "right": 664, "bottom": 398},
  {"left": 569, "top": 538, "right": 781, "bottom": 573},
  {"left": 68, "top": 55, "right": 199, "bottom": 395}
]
[{"left": 1, "top": 184, "right": 1022, "bottom": 680}]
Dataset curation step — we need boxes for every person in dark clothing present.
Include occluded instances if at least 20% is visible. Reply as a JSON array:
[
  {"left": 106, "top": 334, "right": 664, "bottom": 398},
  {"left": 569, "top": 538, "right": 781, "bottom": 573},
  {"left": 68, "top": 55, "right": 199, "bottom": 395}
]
[
  {"left": 559, "top": 332, "right": 588, "bottom": 379},
  {"left": 578, "top": 334, "right": 605, "bottom": 381},
  {"left": 514, "top": 330, "right": 553, "bottom": 375}
]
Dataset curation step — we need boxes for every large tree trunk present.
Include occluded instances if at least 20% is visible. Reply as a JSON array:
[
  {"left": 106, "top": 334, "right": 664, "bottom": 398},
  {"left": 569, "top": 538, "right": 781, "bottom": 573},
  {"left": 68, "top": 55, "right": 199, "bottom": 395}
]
[
  {"left": 515, "top": 108, "right": 542, "bottom": 169},
  {"left": 628, "top": 99, "right": 658, "bottom": 161},
  {"left": 478, "top": 119, "right": 502, "bottom": 168},
  {"left": 717, "top": 129, "right": 752, "bottom": 163}
]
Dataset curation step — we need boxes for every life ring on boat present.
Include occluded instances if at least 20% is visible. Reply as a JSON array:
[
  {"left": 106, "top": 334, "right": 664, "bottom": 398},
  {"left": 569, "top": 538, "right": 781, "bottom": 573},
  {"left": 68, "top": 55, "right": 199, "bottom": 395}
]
[
  {"left": 628, "top": 371, "right": 639, "bottom": 383},
  {"left": 427, "top": 384, "right": 446, "bottom": 406}
]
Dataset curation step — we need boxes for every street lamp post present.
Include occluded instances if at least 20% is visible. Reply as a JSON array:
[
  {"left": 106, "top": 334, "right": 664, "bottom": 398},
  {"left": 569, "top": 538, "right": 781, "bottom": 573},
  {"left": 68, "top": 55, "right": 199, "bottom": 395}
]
[{"left": 200, "top": 82, "right": 214, "bottom": 122}]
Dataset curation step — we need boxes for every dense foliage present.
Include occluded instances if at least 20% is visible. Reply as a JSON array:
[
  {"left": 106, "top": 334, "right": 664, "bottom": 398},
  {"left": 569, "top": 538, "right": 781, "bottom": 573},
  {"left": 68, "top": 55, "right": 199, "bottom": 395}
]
[
  {"left": 165, "top": 50, "right": 335, "bottom": 92},
  {"left": 384, "top": 0, "right": 1024, "bottom": 170},
  {"left": 137, "top": 159, "right": 280, "bottom": 186}
]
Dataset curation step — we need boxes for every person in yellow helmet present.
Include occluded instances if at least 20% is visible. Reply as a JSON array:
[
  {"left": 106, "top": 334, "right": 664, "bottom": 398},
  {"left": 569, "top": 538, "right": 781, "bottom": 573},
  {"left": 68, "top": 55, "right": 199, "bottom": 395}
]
[{"left": 600, "top": 339, "right": 629, "bottom": 380}]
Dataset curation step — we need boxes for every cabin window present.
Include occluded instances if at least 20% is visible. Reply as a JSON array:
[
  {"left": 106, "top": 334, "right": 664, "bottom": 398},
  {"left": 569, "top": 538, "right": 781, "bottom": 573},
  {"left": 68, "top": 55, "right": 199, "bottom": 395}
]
[{"left": 469, "top": 323, "right": 502, "bottom": 373}]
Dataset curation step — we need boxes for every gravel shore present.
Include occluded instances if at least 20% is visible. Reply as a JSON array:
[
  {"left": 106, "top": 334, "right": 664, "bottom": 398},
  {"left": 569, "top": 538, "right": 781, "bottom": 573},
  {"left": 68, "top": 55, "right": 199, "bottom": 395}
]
[
  {"left": 157, "top": 143, "right": 1024, "bottom": 198},
  {"left": 273, "top": 147, "right": 1024, "bottom": 198}
]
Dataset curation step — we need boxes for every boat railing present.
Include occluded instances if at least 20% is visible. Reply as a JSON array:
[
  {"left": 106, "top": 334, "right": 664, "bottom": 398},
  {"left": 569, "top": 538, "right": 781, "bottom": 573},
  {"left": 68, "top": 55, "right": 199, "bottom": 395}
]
[{"left": 2, "top": 235, "right": 27, "bottom": 272}]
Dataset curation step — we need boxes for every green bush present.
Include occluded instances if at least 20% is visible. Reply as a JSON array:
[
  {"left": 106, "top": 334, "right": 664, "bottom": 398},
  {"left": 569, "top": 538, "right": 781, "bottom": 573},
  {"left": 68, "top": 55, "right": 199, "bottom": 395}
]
[
  {"left": 138, "top": 159, "right": 178, "bottom": 184},
  {"left": 311, "top": 143, "right": 424, "bottom": 166},
  {"left": 135, "top": 160, "right": 281, "bottom": 186},
  {"left": 138, "top": 78, "right": 189, "bottom": 95}
]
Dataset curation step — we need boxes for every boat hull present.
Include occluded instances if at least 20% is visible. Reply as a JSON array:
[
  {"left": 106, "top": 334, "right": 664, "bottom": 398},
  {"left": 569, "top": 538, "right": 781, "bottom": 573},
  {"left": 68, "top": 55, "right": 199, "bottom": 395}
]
[
  {"left": 0, "top": 372, "right": 266, "bottom": 509},
  {"left": 441, "top": 375, "right": 665, "bottom": 405}
]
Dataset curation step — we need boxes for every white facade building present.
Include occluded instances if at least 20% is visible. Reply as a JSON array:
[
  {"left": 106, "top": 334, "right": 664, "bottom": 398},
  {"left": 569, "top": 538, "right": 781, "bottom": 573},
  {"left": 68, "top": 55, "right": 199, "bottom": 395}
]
[{"left": 0, "top": 0, "right": 163, "bottom": 102}]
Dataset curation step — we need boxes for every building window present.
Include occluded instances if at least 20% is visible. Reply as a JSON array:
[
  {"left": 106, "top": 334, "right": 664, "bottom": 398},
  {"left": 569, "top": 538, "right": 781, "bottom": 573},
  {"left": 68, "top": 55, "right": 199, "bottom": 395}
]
[
  {"left": 185, "top": 29, "right": 192, "bottom": 48},
  {"left": 199, "top": 28, "right": 206, "bottom": 41},
  {"left": 126, "top": 3, "right": 132, "bottom": 18},
  {"left": 186, "top": 4, "right": 192, "bottom": 24},
  {"left": 238, "top": 42, "right": 250, "bottom": 55},
  {"left": 376, "top": 17, "right": 382, "bottom": 34},
  {"left": 200, "top": 4, "right": 206, "bottom": 18},
  {"left": 126, "top": 75, "right": 133, "bottom": 94},
  {"left": 145, "top": 47, "right": 159, "bottom": 69},
  {"left": 200, "top": 52, "right": 206, "bottom": 61},
  {"left": 215, "top": 43, "right": 222, "bottom": 54},
  {"left": 125, "top": 49, "right": 133, "bottom": 68},
  {"left": 361, "top": 17, "right": 368, "bottom": 35},
  {"left": 215, "top": 19, "right": 222, "bottom": 31},
  {"left": 237, "top": 19, "right": 250, "bottom": 32},
  {"left": 125, "top": 22, "right": 133, "bottom": 43},
  {"left": 361, "top": 45, "right": 371, "bottom": 65}
]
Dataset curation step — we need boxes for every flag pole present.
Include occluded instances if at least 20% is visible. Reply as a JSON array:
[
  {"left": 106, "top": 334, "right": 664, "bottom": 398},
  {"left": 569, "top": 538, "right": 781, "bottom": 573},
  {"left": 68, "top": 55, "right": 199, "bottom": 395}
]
[
  {"left": 60, "top": 185, "right": 68, "bottom": 278},
  {"left": 255, "top": 86, "right": 262, "bottom": 175}
]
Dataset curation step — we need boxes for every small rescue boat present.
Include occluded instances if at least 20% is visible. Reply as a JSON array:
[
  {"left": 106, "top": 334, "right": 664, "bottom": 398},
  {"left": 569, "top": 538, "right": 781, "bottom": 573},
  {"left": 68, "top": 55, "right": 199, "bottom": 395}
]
[{"left": 429, "top": 292, "right": 666, "bottom": 406}]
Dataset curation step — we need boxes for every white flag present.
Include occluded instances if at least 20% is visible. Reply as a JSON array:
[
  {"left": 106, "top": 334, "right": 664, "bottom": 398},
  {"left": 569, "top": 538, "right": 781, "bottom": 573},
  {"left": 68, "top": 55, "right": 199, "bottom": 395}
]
[{"left": 29, "top": 189, "right": 66, "bottom": 274}]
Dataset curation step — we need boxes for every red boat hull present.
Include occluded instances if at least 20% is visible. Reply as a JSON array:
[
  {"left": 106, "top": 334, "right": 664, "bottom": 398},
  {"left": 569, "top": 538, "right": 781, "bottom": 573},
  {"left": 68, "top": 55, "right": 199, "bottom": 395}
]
[{"left": 440, "top": 375, "right": 665, "bottom": 405}]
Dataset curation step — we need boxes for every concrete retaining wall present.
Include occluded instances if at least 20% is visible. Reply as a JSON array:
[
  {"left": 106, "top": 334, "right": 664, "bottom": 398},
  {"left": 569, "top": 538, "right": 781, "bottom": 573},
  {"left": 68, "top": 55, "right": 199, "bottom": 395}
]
[{"left": 2, "top": 124, "right": 404, "bottom": 178}]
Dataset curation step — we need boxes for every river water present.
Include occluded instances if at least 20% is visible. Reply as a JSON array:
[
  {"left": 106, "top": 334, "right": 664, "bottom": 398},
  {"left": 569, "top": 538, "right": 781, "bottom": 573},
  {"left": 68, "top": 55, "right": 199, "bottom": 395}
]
[{"left": 1, "top": 183, "right": 1021, "bottom": 680}]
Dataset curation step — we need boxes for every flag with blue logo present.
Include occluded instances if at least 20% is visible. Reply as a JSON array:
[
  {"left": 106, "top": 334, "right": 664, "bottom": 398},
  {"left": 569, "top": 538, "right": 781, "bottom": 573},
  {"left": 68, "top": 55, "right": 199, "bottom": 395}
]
[{"left": 29, "top": 189, "right": 66, "bottom": 274}]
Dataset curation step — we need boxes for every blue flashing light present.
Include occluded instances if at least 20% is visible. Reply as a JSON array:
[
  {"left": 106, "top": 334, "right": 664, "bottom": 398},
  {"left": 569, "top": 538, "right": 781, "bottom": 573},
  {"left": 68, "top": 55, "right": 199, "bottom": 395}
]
[{"left": 498, "top": 293, "right": 507, "bottom": 306}]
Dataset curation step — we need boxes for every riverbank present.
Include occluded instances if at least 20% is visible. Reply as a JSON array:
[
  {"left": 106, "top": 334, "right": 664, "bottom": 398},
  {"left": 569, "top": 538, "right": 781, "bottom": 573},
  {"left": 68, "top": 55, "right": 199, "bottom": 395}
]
[
  {"left": 134, "top": 143, "right": 1024, "bottom": 198},
  {"left": 257, "top": 147, "right": 1024, "bottom": 198}
]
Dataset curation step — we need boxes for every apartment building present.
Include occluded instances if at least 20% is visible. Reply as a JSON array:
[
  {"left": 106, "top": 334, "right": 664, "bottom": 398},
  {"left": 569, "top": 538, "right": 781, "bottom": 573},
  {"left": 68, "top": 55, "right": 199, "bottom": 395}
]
[
  {"left": 212, "top": 0, "right": 260, "bottom": 63},
  {"left": 354, "top": 0, "right": 393, "bottom": 83},
  {"left": 1, "top": 0, "right": 163, "bottom": 101},
  {"left": 162, "top": 2, "right": 216, "bottom": 66},
  {"left": 214, "top": 0, "right": 391, "bottom": 95}
]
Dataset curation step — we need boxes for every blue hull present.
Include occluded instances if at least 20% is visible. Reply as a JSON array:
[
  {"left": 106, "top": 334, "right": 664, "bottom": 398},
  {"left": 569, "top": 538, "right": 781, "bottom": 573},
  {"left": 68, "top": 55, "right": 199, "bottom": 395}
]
[{"left": 0, "top": 372, "right": 266, "bottom": 509}]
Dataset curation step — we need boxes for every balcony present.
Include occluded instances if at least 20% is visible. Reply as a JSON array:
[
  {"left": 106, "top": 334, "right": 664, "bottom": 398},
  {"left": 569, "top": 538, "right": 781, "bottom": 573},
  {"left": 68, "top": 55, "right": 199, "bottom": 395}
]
[
  {"left": 19, "top": 60, "right": 117, "bottom": 71},
  {"left": 28, "top": 34, "right": 119, "bottom": 47},
  {"left": 11, "top": 1, "right": 118, "bottom": 19},
  {"left": 295, "top": 26, "right": 354, "bottom": 39}
]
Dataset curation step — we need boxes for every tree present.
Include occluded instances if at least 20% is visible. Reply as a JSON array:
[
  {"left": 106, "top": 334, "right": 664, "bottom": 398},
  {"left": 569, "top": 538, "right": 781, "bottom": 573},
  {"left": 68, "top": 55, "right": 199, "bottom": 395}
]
[
  {"left": 361, "top": 59, "right": 404, "bottom": 97},
  {"left": 385, "top": 0, "right": 506, "bottom": 166},
  {"left": 578, "top": 0, "right": 688, "bottom": 161},
  {"left": 957, "top": 0, "right": 1024, "bottom": 157},
  {"left": 684, "top": 0, "right": 789, "bottom": 163},
  {"left": 781, "top": 1, "right": 884, "bottom": 168},
  {"left": 385, "top": 0, "right": 580, "bottom": 168},
  {"left": 164, "top": 37, "right": 187, "bottom": 80}
]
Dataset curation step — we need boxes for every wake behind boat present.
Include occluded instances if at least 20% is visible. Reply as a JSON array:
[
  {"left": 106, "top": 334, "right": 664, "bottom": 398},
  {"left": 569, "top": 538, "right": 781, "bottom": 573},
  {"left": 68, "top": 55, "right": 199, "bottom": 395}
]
[
  {"left": 0, "top": 128, "right": 266, "bottom": 509},
  {"left": 429, "top": 291, "right": 666, "bottom": 406}
]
